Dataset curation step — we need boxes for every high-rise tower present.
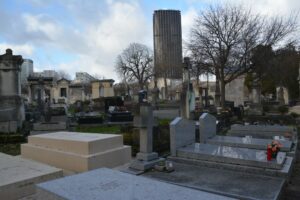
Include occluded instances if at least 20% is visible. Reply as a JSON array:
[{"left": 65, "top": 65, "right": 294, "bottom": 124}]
[{"left": 153, "top": 10, "right": 182, "bottom": 79}]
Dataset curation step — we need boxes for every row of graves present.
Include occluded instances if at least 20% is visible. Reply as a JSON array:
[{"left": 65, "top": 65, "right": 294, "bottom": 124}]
[
  {"left": 1, "top": 53, "right": 297, "bottom": 199},
  {"left": 69, "top": 97, "right": 134, "bottom": 128},
  {"left": 1, "top": 101, "right": 297, "bottom": 200}
]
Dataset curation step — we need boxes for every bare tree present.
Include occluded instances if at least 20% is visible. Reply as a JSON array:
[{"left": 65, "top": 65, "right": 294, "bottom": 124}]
[
  {"left": 57, "top": 70, "right": 71, "bottom": 80},
  {"left": 115, "top": 43, "right": 154, "bottom": 90},
  {"left": 189, "top": 4, "right": 297, "bottom": 107}
]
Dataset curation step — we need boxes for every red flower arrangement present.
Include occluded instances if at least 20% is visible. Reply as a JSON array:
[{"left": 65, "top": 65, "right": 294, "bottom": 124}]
[{"left": 267, "top": 140, "right": 283, "bottom": 161}]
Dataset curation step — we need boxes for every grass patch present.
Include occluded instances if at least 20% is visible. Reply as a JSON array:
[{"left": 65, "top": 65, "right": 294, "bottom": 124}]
[
  {"left": 158, "top": 118, "right": 172, "bottom": 126},
  {"left": 0, "top": 143, "right": 21, "bottom": 156},
  {"left": 75, "top": 125, "right": 121, "bottom": 134}
]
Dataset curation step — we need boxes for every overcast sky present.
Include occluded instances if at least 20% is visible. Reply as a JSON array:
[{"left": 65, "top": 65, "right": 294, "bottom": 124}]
[{"left": 0, "top": 0, "right": 299, "bottom": 82}]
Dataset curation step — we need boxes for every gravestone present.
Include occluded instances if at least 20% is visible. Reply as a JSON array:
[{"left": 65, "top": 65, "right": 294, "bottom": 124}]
[
  {"left": 130, "top": 103, "right": 164, "bottom": 171},
  {"left": 199, "top": 113, "right": 216, "bottom": 143},
  {"left": 170, "top": 117, "right": 195, "bottom": 156}
]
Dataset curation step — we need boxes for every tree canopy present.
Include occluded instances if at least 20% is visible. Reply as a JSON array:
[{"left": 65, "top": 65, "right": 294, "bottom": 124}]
[
  {"left": 115, "top": 43, "right": 154, "bottom": 90},
  {"left": 188, "top": 4, "right": 297, "bottom": 107}
]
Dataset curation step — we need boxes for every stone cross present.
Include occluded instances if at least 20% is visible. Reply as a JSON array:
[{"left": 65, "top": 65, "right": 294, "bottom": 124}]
[
  {"left": 130, "top": 103, "right": 164, "bottom": 171},
  {"left": 180, "top": 57, "right": 195, "bottom": 119}
]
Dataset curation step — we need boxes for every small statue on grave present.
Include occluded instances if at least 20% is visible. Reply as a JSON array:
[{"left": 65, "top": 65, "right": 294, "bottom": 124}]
[{"left": 43, "top": 99, "right": 52, "bottom": 122}]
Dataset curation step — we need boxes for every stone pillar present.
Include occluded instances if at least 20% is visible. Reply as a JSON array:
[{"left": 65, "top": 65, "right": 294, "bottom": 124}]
[{"left": 130, "top": 103, "right": 164, "bottom": 171}]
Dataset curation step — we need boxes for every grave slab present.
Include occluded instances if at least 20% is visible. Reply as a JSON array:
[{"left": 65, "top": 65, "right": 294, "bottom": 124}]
[
  {"left": 228, "top": 124, "right": 296, "bottom": 139},
  {"left": 207, "top": 136, "right": 292, "bottom": 152},
  {"left": 0, "top": 153, "right": 62, "bottom": 200},
  {"left": 36, "top": 168, "right": 236, "bottom": 200},
  {"left": 177, "top": 143, "right": 286, "bottom": 169},
  {"left": 168, "top": 156, "right": 294, "bottom": 178},
  {"left": 144, "top": 162, "right": 285, "bottom": 200},
  {"left": 27, "top": 132, "right": 123, "bottom": 155}
]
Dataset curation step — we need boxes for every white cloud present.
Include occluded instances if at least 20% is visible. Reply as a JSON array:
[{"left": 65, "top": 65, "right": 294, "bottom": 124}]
[
  {"left": 1, "top": 0, "right": 299, "bottom": 82},
  {"left": 181, "top": 8, "right": 197, "bottom": 44},
  {"left": 37, "top": 0, "right": 151, "bottom": 81},
  {"left": 23, "top": 13, "right": 62, "bottom": 41},
  {"left": 203, "top": 0, "right": 300, "bottom": 17},
  {"left": 0, "top": 43, "right": 34, "bottom": 57}
]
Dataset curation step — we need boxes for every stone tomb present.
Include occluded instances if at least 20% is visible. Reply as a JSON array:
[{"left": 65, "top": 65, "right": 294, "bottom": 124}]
[
  {"left": 21, "top": 132, "right": 131, "bottom": 172},
  {"left": 177, "top": 143, "right": 286, "bottom": 169},
  {"left": 36, "top": 168, "right": 236, "bottom": 200},
  {"left": 199, "top": 113, "right": 293, "bottom": 152},
  {"left": 207, "top": 135, "right": 292, "bottom": 152},
  {"left": 170, "top": 113, "right": 294, "bottom": 176},
  {"left": 0, "top": 153, "right": 62, "bottom": 200}
]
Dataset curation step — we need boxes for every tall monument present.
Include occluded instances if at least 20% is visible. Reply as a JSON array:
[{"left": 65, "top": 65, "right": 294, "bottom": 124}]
[{"left": 0, "top": 49, "right": 24, "bottom": 133}]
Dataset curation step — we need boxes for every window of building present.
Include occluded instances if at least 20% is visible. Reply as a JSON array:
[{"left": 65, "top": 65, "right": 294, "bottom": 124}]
[{"left": 60, "top": 88, "right": 67, "bottom": 97}]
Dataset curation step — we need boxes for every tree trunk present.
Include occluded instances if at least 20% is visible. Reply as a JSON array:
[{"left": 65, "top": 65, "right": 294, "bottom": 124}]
[
  {"left": 139, "top": 82, "right": 144, "bottom": 90},
  {"left": 215, "top": 67, "right": 221, "bottom": 107},
  {"left": 220, "top": 78, "right": 226, "bottom": 108},
  {"left": 164, "top": 75, "right": 168, "bottom": 100},
  {"left": 220, "top": 67, "right": 226, "bottom": 108}
]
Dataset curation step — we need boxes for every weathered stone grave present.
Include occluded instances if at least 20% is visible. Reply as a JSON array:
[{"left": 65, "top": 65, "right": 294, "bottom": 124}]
[
  {"left": 107, "top": 106, "right": 133, "bottom": 122},
  {"left": 170, "top": 117, "right": 195, "bottom": 156},
  {"left": 0, "top": 153, "right": 62, "bottom": 200},
  {"left": 169, "top": 112, "right": 295, "bottom": 178},
  {"left": 76, "top": 111, "right": 103, "bottom": 124},
  {"left": 36, "top": 168, "right": 236, "bottom": 200},
  {"left": 163, "top": 112, "right": 296, "bottom": 199},
  {"left": 177, "top": 143, "right": 286, "bottom": 169},
  {"left": 130, "top": 104, "right": 164, "bottom": 171},
  {"left": 200, "top": 113, "right": 293, "bottom": 152},
  {"left": 21, "top": 131, "right": 131, "bottom": 172},
  {"left": 0, "top": 49, "right": 24, "bottom": 133},
  {"left": 199, "top": 113, "right": 216, "bottom": 143}
]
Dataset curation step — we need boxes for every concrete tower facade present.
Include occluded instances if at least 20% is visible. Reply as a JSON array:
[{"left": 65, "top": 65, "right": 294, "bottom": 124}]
[
  {"left": 21, "top": 59, "right": 33, "bottom": 85},
  {"left": 153, "top": 10, "right": 182, "bottom": 79}
]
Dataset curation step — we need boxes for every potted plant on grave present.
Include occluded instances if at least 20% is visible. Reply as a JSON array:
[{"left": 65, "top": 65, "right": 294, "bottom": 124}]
[{"left": 267, "top": 140, "right": 283, "bottom": 160}]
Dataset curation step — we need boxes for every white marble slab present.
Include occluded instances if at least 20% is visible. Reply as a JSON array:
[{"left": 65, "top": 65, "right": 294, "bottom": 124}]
[
  {"left": 207, "top": 136, "right": 292, "bottom": 152},
  {"left": 0, "top": 153, "right": 62, "bottom": 200},
  {"left": 36, "top": 168, "right": 236, "bottom": 200},
  {"left": 27, "top": 131, "right": 123, "bottom": 155},
  {"left": 177, "top": 143, "right": 286, "bottom": 169}
]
